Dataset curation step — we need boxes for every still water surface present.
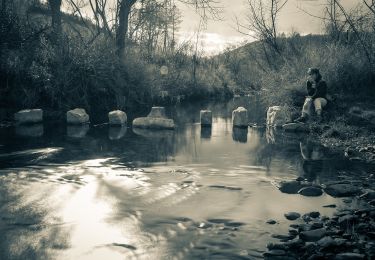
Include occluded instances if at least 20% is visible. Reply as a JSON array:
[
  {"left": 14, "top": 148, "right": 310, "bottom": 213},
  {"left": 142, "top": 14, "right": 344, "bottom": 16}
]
[{"left": 0, "top": 98, "right": 350, "bottom": 259}]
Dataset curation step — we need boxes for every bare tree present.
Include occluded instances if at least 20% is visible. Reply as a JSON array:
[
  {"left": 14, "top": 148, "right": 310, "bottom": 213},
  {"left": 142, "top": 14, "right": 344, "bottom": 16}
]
[
  {"left": 48, "top": 0, "right": 62, "bottom": 43},
  {"left": 238, "top": 0, "right": 288, "bottom": 54},
  {"left": 115, "top": 0, "right": 220, "bottom": 58},
  {"left": 333, "top": 0, "right": 372, "bottom": 64}
]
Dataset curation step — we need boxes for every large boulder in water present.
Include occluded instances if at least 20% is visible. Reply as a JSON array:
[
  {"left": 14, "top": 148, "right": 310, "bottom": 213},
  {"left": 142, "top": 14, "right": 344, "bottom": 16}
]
[
  {"left": 299, "top": 228, "right": 326, "bottom": 242},
  {"left": 232, "top": 107, "right": 248, "bottom": 127},
  {"left": 200, "top": 110, "right": 212, "bottom": 126},
  {"left": 133, "top": 117, "right": 175, "bottom": 129},
  {"left": 267, "top": 106, "right": 290, "bottom": 127},
  {"left": 298, "top": 186, "right": 323, "bottom": 197},
  {"left": 108, "top": 110, "right": 127, "bottom": 125},
  {"left": 132, "top": 106, "right": 175, "bottom": 130},
  {"left": 279, "top": 180, "right": 308, "bottom": 194},
  {"left": 324, "top": 183, "right": 361, "bottom": 197},
  {"left": 14, "top": 109, "right": 43, "bottom": 124},
  {"left": 66, "top": 108, "right": 89, "bottom": 124}
]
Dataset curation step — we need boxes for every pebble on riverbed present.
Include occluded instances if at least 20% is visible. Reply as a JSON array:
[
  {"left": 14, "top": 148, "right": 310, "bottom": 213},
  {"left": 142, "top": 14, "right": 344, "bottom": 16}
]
[{"left": 284, "top": 212, "right": 301, "bottom": 221}]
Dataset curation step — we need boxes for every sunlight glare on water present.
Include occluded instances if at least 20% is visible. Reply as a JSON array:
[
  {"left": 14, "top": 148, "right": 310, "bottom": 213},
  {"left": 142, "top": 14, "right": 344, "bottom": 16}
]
[{"left": 0, "top": 98, "right": 350, "bottom": 259}]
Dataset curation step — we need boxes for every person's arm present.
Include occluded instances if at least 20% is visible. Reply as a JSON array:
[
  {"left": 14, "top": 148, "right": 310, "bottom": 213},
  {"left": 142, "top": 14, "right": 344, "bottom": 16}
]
[
  {"left": 306, "top": 80, "right": 315, "bottom": 97},
  {"left": 311, "top": 81, "right": 327, "bottom": 99}
]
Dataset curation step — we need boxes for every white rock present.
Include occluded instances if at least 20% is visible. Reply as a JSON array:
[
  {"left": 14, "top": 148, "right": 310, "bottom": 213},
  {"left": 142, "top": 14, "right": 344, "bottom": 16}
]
[
  {"left": 267, "top": 106, "right": 290, "bottom": 127},
  {"left": 14, "top": 109, "right": 43, "bottom": 124},
  {"left": 232, "top": 107, "right": 248, "bottom": 127},
  {"left": 147, "top": 107, "right": 167, "bottom": 118},
  {"left": 132, "top": 106, "right": 175, "bottom": 129},
  {"left": 66, "top": 108, "right": 89, "bottom": 124},
  {"left": 133, "top": 117, "right": 175, "bottom": 129},
  {"left": 200, "top": 110, "right": 212, "bottom": 126},
  {"left": 108, "top": 110, "right": 127, "bottom": 125}
]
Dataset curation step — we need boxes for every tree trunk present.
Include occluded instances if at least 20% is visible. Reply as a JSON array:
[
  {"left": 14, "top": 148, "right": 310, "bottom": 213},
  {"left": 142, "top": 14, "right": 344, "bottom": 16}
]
[
  {"left": 49, "top": 0, "right": 62, "bottom": 46},
  {"left": 116, "top": 0, "right": 137, "bottom": 59}
]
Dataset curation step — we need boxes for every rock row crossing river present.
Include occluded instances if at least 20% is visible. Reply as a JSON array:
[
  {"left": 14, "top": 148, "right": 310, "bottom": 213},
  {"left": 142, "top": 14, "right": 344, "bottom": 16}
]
[{"left": 0, "top": 98, "right": 358, "bottom": 259}]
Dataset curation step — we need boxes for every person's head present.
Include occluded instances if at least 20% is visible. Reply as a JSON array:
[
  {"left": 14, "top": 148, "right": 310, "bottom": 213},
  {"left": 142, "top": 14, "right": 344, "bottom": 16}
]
[{"left": 307, "top": 67, "right": 322, "bottom": 82}]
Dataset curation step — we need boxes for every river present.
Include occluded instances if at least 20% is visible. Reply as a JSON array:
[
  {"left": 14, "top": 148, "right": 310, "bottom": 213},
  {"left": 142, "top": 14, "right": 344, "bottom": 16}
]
[{"left": 0, "top": 97, "right": 355, "bottom": 259}]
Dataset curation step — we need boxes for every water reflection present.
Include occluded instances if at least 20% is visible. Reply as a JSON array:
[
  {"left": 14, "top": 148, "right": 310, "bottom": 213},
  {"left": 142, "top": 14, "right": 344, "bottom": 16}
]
[
  {"left": 67, "top": 124, "right": 90, "bottom": 138},
  {"left": 0, "top": 99, "right": 354, "bottom": 260},
  {"left": 200, "top": 126, "right": 211, "bottom": 139},
  {"left": 232, "top": 127, "right": 248, "bottom": 143},
  {"left": 300, "top": 140, "right": 327, "bottom": 182},
  {"left": 109, "top": 125, "right": 127, "bottom": 140},
  {"left": 15, "top": 123, "right": 44, "bottom": 137}
]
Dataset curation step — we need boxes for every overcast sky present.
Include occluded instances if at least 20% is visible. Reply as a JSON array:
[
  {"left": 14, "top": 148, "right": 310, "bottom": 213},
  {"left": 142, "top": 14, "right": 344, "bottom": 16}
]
[{"left": 176, "top": 0, "right": 356, "bottom": 54}]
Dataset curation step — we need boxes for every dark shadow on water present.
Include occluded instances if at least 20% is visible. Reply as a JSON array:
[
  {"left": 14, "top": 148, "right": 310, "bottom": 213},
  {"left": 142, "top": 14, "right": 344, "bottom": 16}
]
[
  {"left": 232, "top": 127, "right": 248, "bottom": 143},
  {"left": 200, "top": 126, "right": 211, "bottom": 139}
]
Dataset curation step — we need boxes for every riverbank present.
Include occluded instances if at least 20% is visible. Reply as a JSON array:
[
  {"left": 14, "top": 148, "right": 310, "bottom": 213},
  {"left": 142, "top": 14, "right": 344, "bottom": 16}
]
[
  {"left": 264, "top": 164, "right": 375, "bottom": 259},
  {"left": 312, "top": 101, "right": 375, "bottom": 164},
  {"left": 263, "top": 105, "right": 375, "bottom": 259}
]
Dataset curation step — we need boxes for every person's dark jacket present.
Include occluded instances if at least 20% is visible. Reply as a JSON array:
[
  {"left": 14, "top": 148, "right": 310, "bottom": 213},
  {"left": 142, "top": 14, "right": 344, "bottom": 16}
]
[{"left": 306, "top": 79, "right": 327, "bottom": 99}]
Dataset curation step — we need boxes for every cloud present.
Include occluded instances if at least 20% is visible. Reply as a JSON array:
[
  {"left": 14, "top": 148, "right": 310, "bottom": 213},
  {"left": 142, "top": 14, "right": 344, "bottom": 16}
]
[{"left": 176, "top": 31, "right": 248, "bottom": 55}]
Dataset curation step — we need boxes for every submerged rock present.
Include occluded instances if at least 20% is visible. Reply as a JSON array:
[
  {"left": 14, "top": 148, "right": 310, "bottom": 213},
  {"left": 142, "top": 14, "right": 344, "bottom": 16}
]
[
  {"left": 263, "top": 249, "right": 286, "bottom": 257},
  {"left": 200, "top": 110, "right": 212, "bottom": 126},
  {"left": 308, "top": 212, "right": 320, "bottom": 218},
  {"left": 66, "top": 108, "right": 89, "bottom": 124},
  {"left": 14, "top": 109, "right": 43, "bottom": 124},
  {"left": 317, "top": 236, "right": 336, "bottom": 249},
  {"left": 285, "top": 212, "right": 301, "bottom": 221},
  {"left": 279, "top": 181, "right": 308, "bottom": 194},
  {"left": 232, "top": 107, "right": 248, "bottom": 127},
  {"left": 334, "top": 253, "right": 365, "bottom": 260},
  {"left": 108, "top": 110, "right": 127, "bottom": 125},
  {"left": 298, "top": 186, "right": 323, "bottom": 197},
  {"left": 267, "top": 219, "right": 277, "bottom": 224},
  {"left": 299, "top": 228, "right": 326, "bottom": 242},
  {"left": 324, "top": 184, "right": 361, "bottom": 197},
  {"left": 282, "top": 122, "right": 309, "bottom": 132}
]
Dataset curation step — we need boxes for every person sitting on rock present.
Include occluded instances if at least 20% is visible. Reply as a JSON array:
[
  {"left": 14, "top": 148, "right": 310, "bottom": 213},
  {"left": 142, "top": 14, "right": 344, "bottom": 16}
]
[{"left": 295, "top": 68, "right": 328, "bottom": 123}]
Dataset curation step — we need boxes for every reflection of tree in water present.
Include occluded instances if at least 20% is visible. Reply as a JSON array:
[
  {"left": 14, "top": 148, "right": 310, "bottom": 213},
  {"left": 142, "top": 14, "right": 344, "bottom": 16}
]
[
  {"left": 299, "top": 139, "right": 341, "bottom": 183},
  {"left": 171, "top": 95, "right": 263, "bottom": 126},
  {"left": 256, "top": 128, "right": 342, "bottom": 183},
  {"left": 254, "top": 128, "right": 305, "bottom": 174}
]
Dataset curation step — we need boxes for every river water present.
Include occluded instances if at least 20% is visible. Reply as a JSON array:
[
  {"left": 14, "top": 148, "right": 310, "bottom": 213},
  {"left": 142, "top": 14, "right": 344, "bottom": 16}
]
[{"left": 0, "top": 97, "right": 353, "bottom": 259}]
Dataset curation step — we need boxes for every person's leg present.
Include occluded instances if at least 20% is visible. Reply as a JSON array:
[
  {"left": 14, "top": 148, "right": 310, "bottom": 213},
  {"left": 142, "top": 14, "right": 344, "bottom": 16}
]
[
  {"left": 295, "top": 98, "right": 312, "bottom": 122},
  {"left": 313, "top": 98, "right": 327, "bottom": 116},
  {"left": 313, "top": 98, "right": 327, "bottom": 122}
]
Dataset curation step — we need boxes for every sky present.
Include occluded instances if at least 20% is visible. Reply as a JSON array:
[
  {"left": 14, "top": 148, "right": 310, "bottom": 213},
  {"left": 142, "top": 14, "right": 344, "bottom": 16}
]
[{"left": 176, "top": 0, "right": 357, "bottom": 54}]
